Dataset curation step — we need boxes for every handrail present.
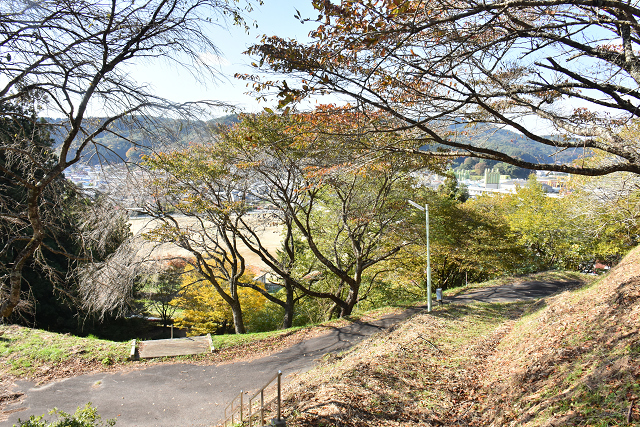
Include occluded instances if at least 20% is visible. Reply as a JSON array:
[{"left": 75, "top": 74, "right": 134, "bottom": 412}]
[{"left": 222, "top": 370, "right": 283, "bottom": 427}]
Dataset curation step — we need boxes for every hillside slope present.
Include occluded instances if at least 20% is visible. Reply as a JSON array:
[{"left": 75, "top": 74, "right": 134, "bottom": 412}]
[
  {"left": 478, "top": 248, "right": 640, "bottom": 426},
  {"left": 278, "top": 250, "right": 639, "bottom": 426}
]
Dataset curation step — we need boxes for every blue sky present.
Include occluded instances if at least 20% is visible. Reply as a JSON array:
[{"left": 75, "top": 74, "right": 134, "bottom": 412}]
[{"left": 126, "top": 1, "right": 319, "bottom": 115}]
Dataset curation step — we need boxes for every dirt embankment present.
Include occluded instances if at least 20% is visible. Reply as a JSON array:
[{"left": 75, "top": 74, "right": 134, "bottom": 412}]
[{"left": 278, "top": 251, "right": 639, "bottom": 426}]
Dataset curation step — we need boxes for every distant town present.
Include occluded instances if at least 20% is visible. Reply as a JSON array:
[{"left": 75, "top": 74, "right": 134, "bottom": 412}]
[{"left": 66, "top": 163, "right": 572, "bottom": 214}]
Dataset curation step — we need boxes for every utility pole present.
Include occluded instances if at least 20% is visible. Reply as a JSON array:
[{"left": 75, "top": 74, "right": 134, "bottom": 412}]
[{"left": 408, "top": 199, "right": 431, "bottom": 312}]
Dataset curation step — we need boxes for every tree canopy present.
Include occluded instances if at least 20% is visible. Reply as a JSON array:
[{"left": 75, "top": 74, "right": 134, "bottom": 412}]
[
  {"left": 246, "top": 0, "right": 640, "bottom": 176},
  {"left": 220, "top": 111, "right": 434, "bottom": 318}
]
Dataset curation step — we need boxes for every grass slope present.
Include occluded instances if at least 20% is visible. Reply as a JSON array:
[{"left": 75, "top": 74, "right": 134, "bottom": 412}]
[
  {"left": 479, "top": 249, "right": 640, "bottom": 426},
  {"left": 277, "top": 263, "right": 638, "bottom": 426}
]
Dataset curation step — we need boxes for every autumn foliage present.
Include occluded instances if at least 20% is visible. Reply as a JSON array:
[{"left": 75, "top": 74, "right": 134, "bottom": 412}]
[
  {"left": 246, "top": 0, "right": 640, "bottom": 176},
  {"left": 172, "top": 262, "right": 266, "bottom": 336}
]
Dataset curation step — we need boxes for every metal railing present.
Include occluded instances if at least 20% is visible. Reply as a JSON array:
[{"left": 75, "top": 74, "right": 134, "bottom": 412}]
[{"left": 222, "top": 370, "right": 283, "bottom": 427}]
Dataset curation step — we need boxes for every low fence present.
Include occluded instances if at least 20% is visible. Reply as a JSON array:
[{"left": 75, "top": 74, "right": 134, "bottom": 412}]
[{"left": 222, "top": 370, "right": 284, "bottom": 427}]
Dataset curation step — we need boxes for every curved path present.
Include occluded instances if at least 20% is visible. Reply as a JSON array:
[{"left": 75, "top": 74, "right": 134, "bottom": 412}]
[{"left": 1, "top": 278, "right": 581, "bottom": 427}]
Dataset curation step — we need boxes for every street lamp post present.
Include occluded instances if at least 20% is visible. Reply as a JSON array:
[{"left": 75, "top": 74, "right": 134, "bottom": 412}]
[{"left": 408, "top": 199, "right": 431, "bottom": 312}]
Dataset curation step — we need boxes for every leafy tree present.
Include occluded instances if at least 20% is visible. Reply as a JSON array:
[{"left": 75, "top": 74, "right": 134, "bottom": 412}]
[
  {"left": 299, "top": 118, "right": 415, "bottom": 316},
  {"left": 571, "top": 185, "right": 640, "bottom": 267},
  {"left": 460, "top": 158, "right": 478, "bottom": 171},
  {"left": 0, "top": 0, "right": 254, "bottom": 318},
  {"left": 561, "top": 138, "right": 640, "bottom": 266},
  {"left": 141, "top": 129, "right": 310, "bottom": 330},
  {"left": 438, "top": 172, "right": 469, "bottom": 203},
  {"left": 172, "top": 263, "right": 266, "bottom": 335},
  {"left": 501, "top": 177, "right": 586, "bottom": 269},
  {"left": 246, "top": 1, "right": 640, "bottom": 176},
  {"left": 240, "top": 110, "right": 434, "bottom": 318},
  {"left": 394, "top": 189, "right": 523, "bottom": 291},
  {"left": 137, "top": 259, "right": 186, "bottom": 330},
  {"left": 215, "top": 111, "right": 438, "bottom": 321},
  {"left": 296, "top": 167, "right": 414, "bottom": 318},
  {"left": 213, "top": 113, "right": 323, "bottom": 329},
  {"left": 142, "top": 146, "right": 258, "bottom": 334},
  {"left": 472, "top": 176, "right": 607, "bottom": 271},
  {"left": 495, "top": 163, "right": 532, "bottom": 180},
  {"left": 473, "top": 161, "right": 488, "bottom": 176}
]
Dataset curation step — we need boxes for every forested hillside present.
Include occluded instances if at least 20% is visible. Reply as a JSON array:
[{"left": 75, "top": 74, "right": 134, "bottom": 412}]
[
  {"left": 47, "top": 113, "right": 582, "bottom": 168},
  {"left": 444, "top": 126, "right": 586, "bottom": 178},
  {"left": 46, "top": 114, "right": 239, "bottom": 165},
  {"left": 454, "top": 125, "right": 583, "bottom": 164}
]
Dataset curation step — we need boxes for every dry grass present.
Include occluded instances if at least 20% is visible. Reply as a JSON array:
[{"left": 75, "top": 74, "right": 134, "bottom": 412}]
[
  {"left": 276, "top": 252, "right": 640, "bottom": 427},
  {"left": 129, "top": 215, "right": 283, "bottom": 274},
  {"left": 278, "top": 302, "right": 530, "bottom": 426},
  {"left": 473, "top": 250, "right": 640, "bottom": 426}
]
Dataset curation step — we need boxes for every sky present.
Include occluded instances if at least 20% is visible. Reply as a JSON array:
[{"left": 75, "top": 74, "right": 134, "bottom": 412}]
[
  {"left": 20, "top": 0, "right": 578, "bottom": 132},
  {"left": 125, "top": 1, "right": 320, "bottom": 115}
]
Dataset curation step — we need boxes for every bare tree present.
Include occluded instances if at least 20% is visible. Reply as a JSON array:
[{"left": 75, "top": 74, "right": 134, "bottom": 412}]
[
  {"left": 0, "top": 0, "right": 252, "bottom": 318},
  {"left": 246, "top": 1, "right": 640, "bottom": 176},
  {"left": 75, "top": 195, "right": 153, "bottom": 319}
]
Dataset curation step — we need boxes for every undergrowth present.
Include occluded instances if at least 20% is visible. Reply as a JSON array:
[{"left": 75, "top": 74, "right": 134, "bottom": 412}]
[{"left": 279, "top": 301, "right": 534, "bottom": 426}]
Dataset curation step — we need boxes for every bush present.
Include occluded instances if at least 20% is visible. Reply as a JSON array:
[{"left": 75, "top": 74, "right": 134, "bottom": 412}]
[
  {"left": 14, "top": 403, "right": 115, "bottom": 427},
  {"left": 244, "top": 300, "right": 284, "bottom": 332}
]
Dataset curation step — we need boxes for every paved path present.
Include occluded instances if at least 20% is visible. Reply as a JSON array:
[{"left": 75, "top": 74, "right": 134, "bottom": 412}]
[
  {"left": 448, "top": 279, "right": 583, "bottom": 304},
  {"left": 0, "top": 278, "right": 580, "bottom": 427}
]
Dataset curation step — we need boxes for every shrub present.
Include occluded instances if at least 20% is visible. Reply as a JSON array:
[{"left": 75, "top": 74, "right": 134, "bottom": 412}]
[{"left": 14, "top": 403, "right": 115, "bottom": 427}]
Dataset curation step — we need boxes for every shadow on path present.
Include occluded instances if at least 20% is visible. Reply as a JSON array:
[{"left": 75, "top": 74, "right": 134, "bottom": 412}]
[{"left": 448, "top": 280, "right": 583, "bottom": 305}]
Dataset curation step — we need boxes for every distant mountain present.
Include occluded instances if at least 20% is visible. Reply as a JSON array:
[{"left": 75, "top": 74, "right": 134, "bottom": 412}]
[
  {"left": 47, "top": 114, "right": 585, "bottom": 168},
  {"left": 463, "top": 126, "right": 584, "bottom": 165},
  {"left": 47, "top": 114, "right": 240, "bottom": 166},
  {"left": 419, "top": 124, "right": 588, "bottom": 177}
]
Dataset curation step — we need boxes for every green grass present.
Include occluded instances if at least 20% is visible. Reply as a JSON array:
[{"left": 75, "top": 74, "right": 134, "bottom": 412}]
[
  {"left": 0, "top": 326, "right": 129, "bottom": 377},
  {"left": 208, "top": 326, "right": 306, "bottom": 349},
  {"left": 0, "top": 304, "right": 410, "bottom": 374}
]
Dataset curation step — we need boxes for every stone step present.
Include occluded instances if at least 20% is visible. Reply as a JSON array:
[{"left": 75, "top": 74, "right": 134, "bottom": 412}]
[{"left": 137, "top": 334, "right": 213, "bottom": 359}]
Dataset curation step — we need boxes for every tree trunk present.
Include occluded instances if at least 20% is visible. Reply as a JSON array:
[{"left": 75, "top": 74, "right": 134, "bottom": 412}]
[
  {"left": 326, "top": 303, "right": 338, "bottom": 321},
  {"left": 341, "top": 285, "right": 360, "bottom": 318},
  {"left": 1, "top": 188, "right": 44, "bottom": 318},
  {"left": 281, "top": 286, "right": 295, "bottom": 329},
  {"left": 230, "top": 300, "right": 246, "bottom": 334}
]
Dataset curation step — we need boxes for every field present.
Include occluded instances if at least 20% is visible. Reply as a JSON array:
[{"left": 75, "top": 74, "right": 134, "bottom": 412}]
[{"left": 128, "top": 213, "right": 283, "bottom": 275}]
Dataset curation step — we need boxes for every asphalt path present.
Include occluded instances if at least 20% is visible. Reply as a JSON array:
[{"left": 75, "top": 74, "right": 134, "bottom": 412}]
[{"left": 1, "top": 278, "right": 580, "bottom": 427}]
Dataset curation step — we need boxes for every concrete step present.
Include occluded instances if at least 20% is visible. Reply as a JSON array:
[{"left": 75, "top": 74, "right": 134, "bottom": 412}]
[{"left": 137, "top": 334, "right": 213, "bottom": 359}]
